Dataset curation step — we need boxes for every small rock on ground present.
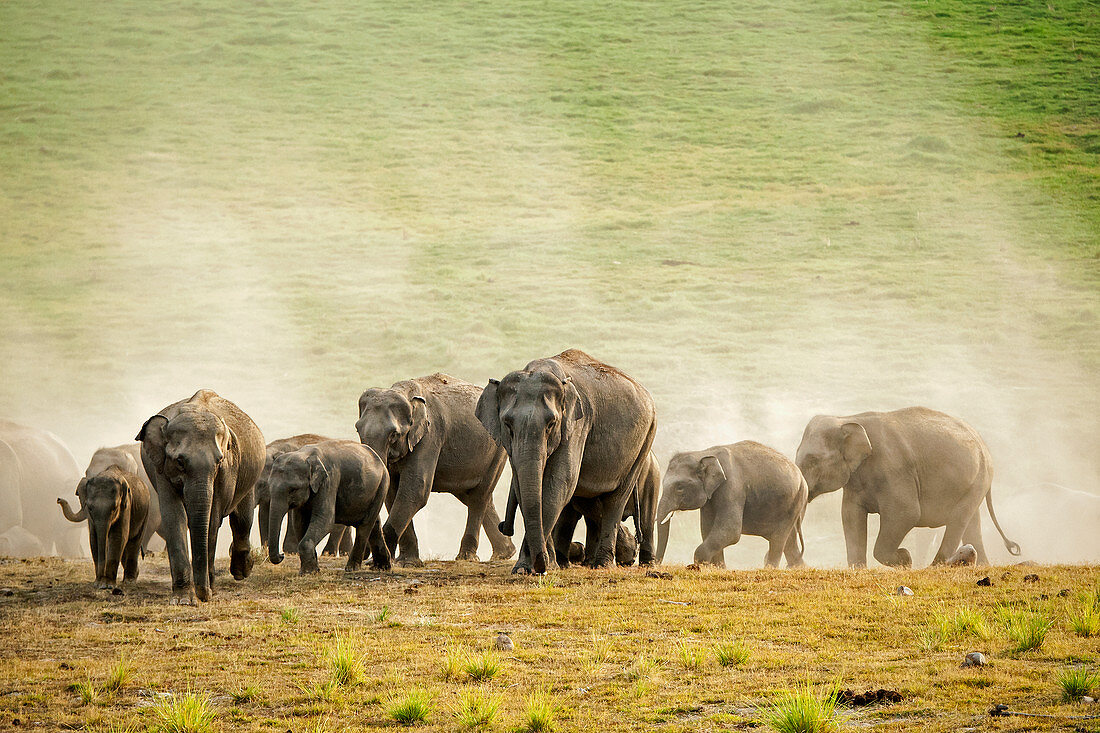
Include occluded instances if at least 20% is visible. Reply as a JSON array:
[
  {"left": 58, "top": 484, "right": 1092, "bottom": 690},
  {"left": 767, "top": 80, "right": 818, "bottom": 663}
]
[
  {"left": 961, "top": 652, "right": 987, "bottom": 668},
  {"left": 1023, "top": 573, "right": 1040, "bottom": 583},
  {"left": 946, "top": 544, "right": 977, "bottom": 566},
  {"left": 896, "top": 586, "right": 914, "bottom": 596},
  {"left": 976, "top": 576, "right": 992, "bottom": 586}
]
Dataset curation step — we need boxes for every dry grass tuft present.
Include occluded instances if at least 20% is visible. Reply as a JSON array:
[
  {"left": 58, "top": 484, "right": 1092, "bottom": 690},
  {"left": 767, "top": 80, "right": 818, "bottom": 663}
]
[{"left": 151, "top": 691, "right": 217, "bottom": 733}]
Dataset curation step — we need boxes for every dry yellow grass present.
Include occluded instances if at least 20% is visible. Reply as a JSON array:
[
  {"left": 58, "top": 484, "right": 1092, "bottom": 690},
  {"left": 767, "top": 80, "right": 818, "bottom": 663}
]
[{"left": 0, "top": 556, "right": 1097, "bottom": 732}]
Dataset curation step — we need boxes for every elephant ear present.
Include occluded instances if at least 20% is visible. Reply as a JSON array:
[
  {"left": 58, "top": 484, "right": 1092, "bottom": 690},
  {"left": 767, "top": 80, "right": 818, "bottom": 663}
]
[
  {"left": 840, "top": 422, "right": 872, "bottom": 470},
  {"left": 699, "top": 455, "right": 727, "bottom": 497},
  {"left": 475, "top": 379, "right": 502, "bottom": 445},
  {"left": 307, "top": 454, "right": 330, "bottom": 495},
  {"left": 561, "top": 377, "right": 588, "bottom": 444},
  {"left": 404, "top": 395, "right": 430, "bottom": 454},
  {"left": 135, "top": 414, "right": 169, "bottom": 471}
]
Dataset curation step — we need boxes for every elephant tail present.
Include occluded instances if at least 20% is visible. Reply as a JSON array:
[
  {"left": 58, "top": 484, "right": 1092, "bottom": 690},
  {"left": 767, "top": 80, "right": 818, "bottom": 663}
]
[{"left": 985, "top": 490, "right": 1021, "bottom": 556}]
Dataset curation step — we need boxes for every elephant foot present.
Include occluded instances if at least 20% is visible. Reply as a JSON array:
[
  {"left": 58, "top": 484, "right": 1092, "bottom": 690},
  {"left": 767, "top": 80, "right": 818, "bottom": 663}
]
[
  {"left": 230, "top": 550, "right": 254, "bottom": 580},
  {"left": 511, "top": 561, "right": 533, "bottom": 575},
  {"left": 299, "top": 563, "right": 320, "bottom": 575},
  {"left": 490, "top": 541, "right": 516, "bottom": 561},
  {"left": 370, "top": 558, "right": 392, "bottom": 572},
  {"left": 94, "top": 580, "right": 111, "bottom": 590},
  {"left": 170, "top": 589, "right": 197, "bottom": 605},
  {"left": 397, "top": 557, "right": 423, "bottom": 568},
  {"left": 454, "top": 550, "right": 479, "bottom": 562},
  {"left": 344, "top": 561, "right": 362, "bottom": 572},
  {"left": 195, "top": 586, "right": 212, "bottom": 602}
]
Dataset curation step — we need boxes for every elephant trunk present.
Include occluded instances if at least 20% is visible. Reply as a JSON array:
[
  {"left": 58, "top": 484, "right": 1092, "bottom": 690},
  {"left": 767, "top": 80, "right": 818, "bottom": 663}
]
[
  {"left": 183, "top": 477, "right": 214, "bottom": 601},
  {"left": 499, "top": 482, "right": 518, "bottom": 537},
  {"left": 513, "top": 442, "right": 548, "bottom": 574},
  {"left": 59, "top": 497, "right": 86, "bottom": 523},
  {"left": 268, "top": 491, "right": 288, "bottom": 565},
  {"left": 655, "top": 492, "right": 679, "bottom": 563},
  {"left": 656, "top": 513, "right": 670, "bottom": 563}
]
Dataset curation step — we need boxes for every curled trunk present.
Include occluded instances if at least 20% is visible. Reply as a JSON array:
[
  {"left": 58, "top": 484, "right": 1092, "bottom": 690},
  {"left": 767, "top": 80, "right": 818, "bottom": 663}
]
[{"left": 59, "top": 497, "right": 86, "bottom": 522}]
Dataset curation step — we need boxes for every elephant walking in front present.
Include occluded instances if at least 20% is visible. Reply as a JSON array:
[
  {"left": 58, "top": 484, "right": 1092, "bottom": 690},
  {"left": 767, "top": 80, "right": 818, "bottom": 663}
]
[
  {"left": 58, "top": 443, "right": 163, "bottom": 555},
  {"left": 477, "top": 349, "right": 657, "bottom": 574},
  {"left": 655, "top": 441, "right": 807, "bottom": 568},
  {"left": 355, "top": 373, "right": 515, "bottom": 565},
  {"left": 82, "top": 467, "right": 150, "bottom": 590},
  {"left": 796, "top": 406, "right": 1021, "bottom": 568},
  {"left": 136, "top": 389, "right": 265, "bottom": 604}
]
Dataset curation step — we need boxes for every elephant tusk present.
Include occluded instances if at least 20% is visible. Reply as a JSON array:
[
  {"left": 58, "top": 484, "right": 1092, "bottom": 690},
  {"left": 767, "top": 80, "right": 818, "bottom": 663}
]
[{"left": 659, "top": 510, "right": 676, "bottom": 526}]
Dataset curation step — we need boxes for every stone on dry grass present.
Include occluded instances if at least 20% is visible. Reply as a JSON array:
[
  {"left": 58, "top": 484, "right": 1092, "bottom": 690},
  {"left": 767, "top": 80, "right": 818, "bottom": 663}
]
[
  {"left": 961, "top": 652, "right": 987, "bottom": 668},
  {"left": 895, "top": 585, "right": 914, "bottom": 596},
  {"left": 946, "top": 544, "right": 977, "bottom": 566},
  {"left": 976, "top": 576, "right": 992, "bottom": 586},
  {"left": 494, "top": 632, "right": 513, "bottom": 651}
]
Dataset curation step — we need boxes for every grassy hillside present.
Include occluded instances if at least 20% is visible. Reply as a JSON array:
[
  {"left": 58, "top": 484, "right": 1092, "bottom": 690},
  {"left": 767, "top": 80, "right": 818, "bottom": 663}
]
[{"left": 1, "top": 557, "right": 1098, "bottom": 732}]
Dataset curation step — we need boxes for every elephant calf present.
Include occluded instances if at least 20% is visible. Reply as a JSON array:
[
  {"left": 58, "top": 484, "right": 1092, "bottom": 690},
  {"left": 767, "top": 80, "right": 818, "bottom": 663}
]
[
  {"left": 657, "top": 441, "right": 807, "bottom": 568},
  {"left": 267, "top": 440, "right": 391, "bottom": 575},
  {"left": 83, "top": 467, "right": 151, "bottom": 590}
]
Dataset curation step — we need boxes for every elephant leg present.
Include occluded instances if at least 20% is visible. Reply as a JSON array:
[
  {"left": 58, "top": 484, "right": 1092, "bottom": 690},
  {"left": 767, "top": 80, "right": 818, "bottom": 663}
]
[
  {"left": 383, "top": 471, "right": 432, "bottom": 567},
  {"left": 156, "top": 483, "right": 195, "bottom": 605},
  {"left": 346, "top": 524, "right": 370, "bottom": 572},
  {"left": 89, "top": 522, "right": 106, "bottom": 587},
  {"left": 841, "top": 490, "right": 869, "bottom": 568},
  {"left": 102, "top": 526, "right": 126, "bottom": 588},
  {"left": 320, "top": 524, "right": 343, "bottom": 556},
  {"left": 961, "top": 513, "right": 988, "bottom": 564},
  {"left": 478, "top": 453, "right": 515, "bottom": 560},
  {"left": 764, "top": 535, "right": 785, "bottom": 568},
  {"left": 782, "top": 524, "right": 805, "bottom": 568},
  {"left": 695, "top": 514, "right": 740, "bottom": 567},
  {"left": 228, "top": 500, "right": 254, "bottom": 581},
  {"left": 204, "top": 500, "right": 223, "bottom": 593},
  {"left": 367, "top": 518, "right": 391, "bottom": 571},
  {"left": 591, "top": 488, "right": 634, "bottom": 568},
  {"left": 551, "top": 504, "right": 581, "bottom": 568},
  {"left": 455, "top": 489, "right": 489, "bottom": 562},
  {"left": 698, "top": 502, "right": 728, "bottom": 567},
  {"left": 122, "top": 534, "right": 142, "bottom": 582},
  {"left": 930, "top": 512, "right": 972, "bottom": 566},
  {"left": 339, "top": 525, "right": 355, "bottom": 555},
  {"left": 872, "top": 516, "right": 915, "bottom": 568}
]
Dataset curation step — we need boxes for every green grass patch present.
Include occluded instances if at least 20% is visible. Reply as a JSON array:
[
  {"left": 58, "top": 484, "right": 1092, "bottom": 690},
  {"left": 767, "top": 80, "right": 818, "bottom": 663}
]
[
  {"left": 151, "top": 692, "right": 217, "bottom": 733},
  {"left": 764, "top": 683, "right": 842, "bottom": 733},
  {"left": 715, "top": 639, "right": 751, "bottom": 667},
  {"left": 325, "top": 635, "right": 364, "bottom": 687},
  {"left": 455, "top": 690, "right": 502, "bottom": 729},
  {"left": 388, "top": 688, "right": 433, "bottom": 726},
  {"left": 523, "top": 693, "right": 556, "bottom": 733},
  {"left": 463, "top": 651, "right": 503, "bottom": 683},
  {"left": 1003, "top": 610, "right": 1053, "bottom": 654},
  {"left": 1058, "top": 667, "right": 1099, "bottom": 702}
]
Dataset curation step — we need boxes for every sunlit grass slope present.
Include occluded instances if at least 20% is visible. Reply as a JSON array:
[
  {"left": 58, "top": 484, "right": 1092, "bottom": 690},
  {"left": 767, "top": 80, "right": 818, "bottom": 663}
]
[{"left": 0, "top": 0, "right": 1096, "bottom": 463}]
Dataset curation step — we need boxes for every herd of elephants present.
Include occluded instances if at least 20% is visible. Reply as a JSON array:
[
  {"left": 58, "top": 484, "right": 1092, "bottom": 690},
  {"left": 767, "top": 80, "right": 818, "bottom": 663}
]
[{"left": 0, "top": 349, "right": 1022, "bottom": 605}]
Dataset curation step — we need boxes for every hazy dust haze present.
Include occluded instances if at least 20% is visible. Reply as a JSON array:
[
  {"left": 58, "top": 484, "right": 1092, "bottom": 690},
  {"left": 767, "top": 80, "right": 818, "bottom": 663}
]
[{"left": 1, "top": 0, "right": 1097, "bottom": 567}]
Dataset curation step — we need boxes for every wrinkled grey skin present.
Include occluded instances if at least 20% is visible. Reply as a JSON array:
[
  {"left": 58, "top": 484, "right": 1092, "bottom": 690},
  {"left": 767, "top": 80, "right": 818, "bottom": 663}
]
[
  {"left": 796, "top": 407, "right": 1021, "bottom": 568},
  {"left": 355, "top": 374, "right": 514, "bottom": 566},
  {"left": 83, "top": 467, "right": 150, "bottom": 590},
  {"left": 58, "top": 444, "right": 163, "bottom": 554},
  {"left": 136, "top": 389, "right": 265, "bottom": 604},
  {"left": 267, "top": 440, "right": 391, "bottom": 574},
  {"left": 0, "top": 419, "right": 83, "bottom": 556},
  {"left": 502, "top": 451, "right": 659, "bottom": 568},
  {"left": 476, "top": 349, "right": 657, "bottom": 574},
  {"left": 656, "top": 441, "right": 807, "bottom": 568},
  {"left": 254, "top": 434, "right": 354, "bottom": 558}
]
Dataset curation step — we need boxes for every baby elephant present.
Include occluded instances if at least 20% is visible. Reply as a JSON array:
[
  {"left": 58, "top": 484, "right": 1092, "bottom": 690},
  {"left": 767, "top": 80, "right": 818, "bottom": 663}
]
[
  {"left": 267, "top": 440, "right": 391, "bottom": 574},
  {"left": 84, "top": 467, "right": 150, "bottom": 590},
  {"left": 656, "top": 441, "right": 807, "bottom": 568}
]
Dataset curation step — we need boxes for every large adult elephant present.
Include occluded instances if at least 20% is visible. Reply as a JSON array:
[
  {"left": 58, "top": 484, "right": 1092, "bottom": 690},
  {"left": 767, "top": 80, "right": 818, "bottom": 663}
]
[
  {"left": 476, "top": 349, "right": 657, "bottom": 574},
  {"left": 136, "top": 390, "right": 265, "bottom": 604},
  {"left": 0, "top": 419, "right": 83, "bottom": 556},
  {"left": 57, "top": 443, "right": 163, "bottom": 554},
  {"left": 355, "top": 373, "right": 515, "bottom": 565},
  {"left": 655, "top": 441, "right": 807, "bottom": 568},
  {"left": 795, "top": 406, "right": 1021, "bottom": 567},
  {"left": 254, "top": 434, "right": 353, "bottom": 557}
]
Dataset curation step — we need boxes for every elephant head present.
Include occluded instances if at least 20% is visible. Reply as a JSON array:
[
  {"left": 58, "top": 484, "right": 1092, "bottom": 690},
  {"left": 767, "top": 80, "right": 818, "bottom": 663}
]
[
  {"left": 795, "top": 416, "right": 872, "bottom": 501},
  {"left": 84, "top": 469, "right": 133, "bottom": 575},
  {"left": 136, "top": 405, "right": 234, "bottom": 601},
  {"left": 655, "top": 453, "right": 726, "bottom": 561},
  {"left": 476, "top": 370, "right": 585, "bottom": 574},
  {"left": 354, "top": 388, "right": 429, "bottom": 464},
  {"left": 266, "top": 449, "right": 327, "bottom": 565}
]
